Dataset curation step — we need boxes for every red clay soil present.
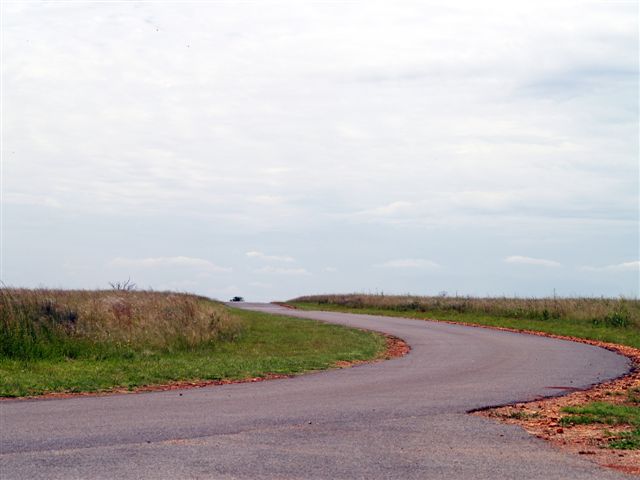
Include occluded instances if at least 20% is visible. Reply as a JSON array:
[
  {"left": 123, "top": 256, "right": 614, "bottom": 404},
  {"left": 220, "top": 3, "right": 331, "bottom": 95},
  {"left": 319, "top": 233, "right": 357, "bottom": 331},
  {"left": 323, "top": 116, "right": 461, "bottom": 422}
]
[
  {"left": 473, "top": 338, "right": 640, "bottom": 476},
  {"left": 1, "top": 334, "right": 409, "bottom": 402}
]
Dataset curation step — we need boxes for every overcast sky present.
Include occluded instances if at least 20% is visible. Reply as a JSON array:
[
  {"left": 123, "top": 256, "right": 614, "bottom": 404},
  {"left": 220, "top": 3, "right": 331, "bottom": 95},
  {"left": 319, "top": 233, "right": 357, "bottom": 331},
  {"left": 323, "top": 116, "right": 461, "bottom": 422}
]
[{"left": 2, "top": 1, "right": 638, "bottom": 301}]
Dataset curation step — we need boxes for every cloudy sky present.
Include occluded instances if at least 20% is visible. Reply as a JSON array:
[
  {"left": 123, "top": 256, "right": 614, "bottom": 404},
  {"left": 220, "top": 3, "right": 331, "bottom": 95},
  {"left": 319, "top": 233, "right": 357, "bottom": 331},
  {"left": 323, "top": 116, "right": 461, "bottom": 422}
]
[{"left": 2, "top": 1, "right": 638, "bottom": 301}]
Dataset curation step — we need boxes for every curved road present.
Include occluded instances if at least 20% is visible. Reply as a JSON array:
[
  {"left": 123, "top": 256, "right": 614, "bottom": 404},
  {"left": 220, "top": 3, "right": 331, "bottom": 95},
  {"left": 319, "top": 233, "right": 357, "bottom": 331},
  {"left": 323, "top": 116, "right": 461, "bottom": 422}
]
[{"left": 0, "top": 303, "right": 633, "bottom": 479}]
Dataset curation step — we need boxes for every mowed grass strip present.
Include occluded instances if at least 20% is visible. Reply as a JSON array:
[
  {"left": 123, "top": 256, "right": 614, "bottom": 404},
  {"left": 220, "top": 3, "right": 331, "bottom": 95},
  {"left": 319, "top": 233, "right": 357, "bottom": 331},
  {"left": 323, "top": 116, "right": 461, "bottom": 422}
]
[{"left": 0, "top": 290, "right": 385, "bottom": 397}]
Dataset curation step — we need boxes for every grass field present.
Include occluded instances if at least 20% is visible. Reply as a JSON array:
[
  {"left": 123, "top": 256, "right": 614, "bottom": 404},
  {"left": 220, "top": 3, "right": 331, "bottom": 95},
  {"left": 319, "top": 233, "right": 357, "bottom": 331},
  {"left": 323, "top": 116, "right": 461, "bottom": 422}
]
[
  {"left": 0, "top": 289, "right": 385, "bottom": 397},
  {"left": 290, "top": 294, "right": 640, "bottom": 348}
]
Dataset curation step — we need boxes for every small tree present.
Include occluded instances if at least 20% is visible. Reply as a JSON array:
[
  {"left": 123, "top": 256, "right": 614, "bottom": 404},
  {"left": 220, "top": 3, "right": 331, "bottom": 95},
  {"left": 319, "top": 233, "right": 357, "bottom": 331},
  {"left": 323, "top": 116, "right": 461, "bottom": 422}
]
[{"left": 109, "top": 278, "right": 137, "bottom": 291}]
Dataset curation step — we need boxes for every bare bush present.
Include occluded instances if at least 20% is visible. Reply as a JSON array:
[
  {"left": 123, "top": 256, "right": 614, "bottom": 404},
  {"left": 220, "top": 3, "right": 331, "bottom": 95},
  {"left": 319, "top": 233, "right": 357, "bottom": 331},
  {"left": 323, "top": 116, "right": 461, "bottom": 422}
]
[{"left": 109, "top": 278, "right": 137, "bottom": 291}]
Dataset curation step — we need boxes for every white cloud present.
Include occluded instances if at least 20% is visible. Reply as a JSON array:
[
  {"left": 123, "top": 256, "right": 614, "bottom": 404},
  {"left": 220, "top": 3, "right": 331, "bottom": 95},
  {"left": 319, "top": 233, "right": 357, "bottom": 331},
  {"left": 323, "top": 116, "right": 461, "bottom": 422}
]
[
  {"left": 245, "top": 251, "right": 294, "bottom": 262},
  {"left": 155, "top": 279, "right": 199, "bottom": 291},
  {"left": 4, "top": 2, "right": 635, "bottom": 229},
  {"left": 208, "top": 285, "right": 242, "bottom": 298},
  {"left": 249, "top": 195, "right": 287, "bottom": 206},
  {"left": 323, "top": 267, "right": 338, "bottom": 272},
  {"left": 255, "top": 266, "right": 310, "bottom": 275},
  {"left": 335, "top": 123, "right": 370, "bottom": 140},
  {"left": 612, "top": 261, "right": 640, "bottom": 270},
  {"left": 262, "top": 167, "right": 292, "bottom": 175},
  {"left": 581, "top": 260, "right": 640, "bottom": 272},
  {"left": 504, "top": 256, "right": 561, "bottom": 267},
  {"left": 110, "top": 256, "right": 231, "bottom": 272},
  {"left": 3, "top": 3, "right": 637, "bottom": 298},
  {"left": 365, "top": 201, "right": 415, "bottom": 217},
  {"left": 375, "top": 259, "right": 440, "bottom": 269},
  {"left": 5, "top": 193, "right": 62, "bottom": 208}
]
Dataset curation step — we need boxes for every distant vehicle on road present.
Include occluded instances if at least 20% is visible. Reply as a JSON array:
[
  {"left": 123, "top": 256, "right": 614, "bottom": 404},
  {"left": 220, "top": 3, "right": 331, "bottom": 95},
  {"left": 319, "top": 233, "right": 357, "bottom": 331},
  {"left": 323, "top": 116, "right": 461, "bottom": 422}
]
[{"left": 230, "top": 296, "right": 244, "bottom": 302}]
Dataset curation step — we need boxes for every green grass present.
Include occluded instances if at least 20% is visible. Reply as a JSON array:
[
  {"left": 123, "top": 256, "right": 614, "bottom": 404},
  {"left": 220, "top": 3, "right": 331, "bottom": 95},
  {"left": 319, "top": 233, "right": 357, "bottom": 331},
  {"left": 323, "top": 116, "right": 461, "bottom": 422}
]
[
  {"left": 506, "top": 411, "right": 539, "bottom": 420},
  {"left": 561, "top": 402, "right": 640, "bottom": 426},
  {"left": 610, "top": 430, "right": 640, "bottom": 449},
  {"left": 560, "top": 402, "right": 640, "bottom": 450},
  {"left": 289, "top": 300, "right": 640, "bottom": 349},
  {"left": 0, "top": 302, "right": 385, "bottom": 397}
]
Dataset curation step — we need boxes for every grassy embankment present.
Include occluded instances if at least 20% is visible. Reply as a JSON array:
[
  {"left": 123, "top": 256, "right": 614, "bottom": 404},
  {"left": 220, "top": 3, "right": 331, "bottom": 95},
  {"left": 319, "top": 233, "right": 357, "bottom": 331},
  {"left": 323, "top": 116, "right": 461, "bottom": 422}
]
[
  {"left": 289, "top": 294, "right": 640, "bottom": 450},
  {"left": 0, "top": 289, "right": 385, "bottom": 397}
]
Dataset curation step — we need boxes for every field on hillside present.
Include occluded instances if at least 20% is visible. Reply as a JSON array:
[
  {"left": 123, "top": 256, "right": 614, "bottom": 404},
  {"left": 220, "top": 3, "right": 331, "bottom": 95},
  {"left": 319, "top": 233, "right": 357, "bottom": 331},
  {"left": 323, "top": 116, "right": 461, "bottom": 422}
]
[{"left": 0, "top": 289, "right": 385, "bottom": 397}]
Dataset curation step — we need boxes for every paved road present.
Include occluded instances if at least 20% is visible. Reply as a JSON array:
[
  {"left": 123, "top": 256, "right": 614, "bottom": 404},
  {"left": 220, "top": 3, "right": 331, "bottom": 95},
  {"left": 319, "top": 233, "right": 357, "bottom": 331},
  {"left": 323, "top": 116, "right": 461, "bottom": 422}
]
[{"left": 0, "top": 303, "right": 633, "bottom": 479}]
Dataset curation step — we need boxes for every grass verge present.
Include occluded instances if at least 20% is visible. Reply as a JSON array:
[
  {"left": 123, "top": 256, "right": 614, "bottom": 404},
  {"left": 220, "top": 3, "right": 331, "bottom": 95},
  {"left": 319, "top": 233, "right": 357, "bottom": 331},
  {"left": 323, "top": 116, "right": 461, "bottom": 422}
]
[
  {"left": 0, "top": 290, "right": 386, "bottom": 397},
  {"left": 289, "top": 298, "right": 640, "bottom": 348},
  {"left": 561, "top": 402, "right": 640, "bottom": 428}
]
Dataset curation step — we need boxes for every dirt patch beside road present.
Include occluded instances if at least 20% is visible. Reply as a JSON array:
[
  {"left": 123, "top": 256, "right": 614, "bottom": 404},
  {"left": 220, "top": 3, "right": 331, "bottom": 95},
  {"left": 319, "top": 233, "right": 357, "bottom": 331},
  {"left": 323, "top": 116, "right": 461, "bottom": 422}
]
[{"left": 473, "top": 335, "right": 639, "bottom": 475}]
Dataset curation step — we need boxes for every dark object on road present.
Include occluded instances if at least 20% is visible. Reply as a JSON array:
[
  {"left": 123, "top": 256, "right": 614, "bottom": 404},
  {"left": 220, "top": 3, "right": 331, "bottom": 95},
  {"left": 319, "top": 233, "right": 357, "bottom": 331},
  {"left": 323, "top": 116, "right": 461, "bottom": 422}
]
[{"left": 230, "top": 296, "right": 244, "bottom": 302}]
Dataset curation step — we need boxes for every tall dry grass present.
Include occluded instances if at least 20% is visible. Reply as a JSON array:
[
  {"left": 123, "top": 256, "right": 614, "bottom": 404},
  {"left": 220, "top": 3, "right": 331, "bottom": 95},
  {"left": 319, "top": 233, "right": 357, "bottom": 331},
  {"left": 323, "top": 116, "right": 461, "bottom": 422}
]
[
  {"left": 292, "top": 294, "right": 640, "bottom": 328},
  {"left": 0, "top": 289, "right": 242, "bottom": 360}
]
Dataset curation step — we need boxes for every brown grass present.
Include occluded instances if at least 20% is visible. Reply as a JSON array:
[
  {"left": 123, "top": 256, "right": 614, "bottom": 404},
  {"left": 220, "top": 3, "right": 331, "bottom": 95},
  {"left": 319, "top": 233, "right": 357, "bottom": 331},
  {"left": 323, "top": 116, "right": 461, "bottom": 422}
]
[
  {"left": 1, "top": 288, "right": 241, "bottom": 358},
  {"left": 292, "top": 294, "right": 639, "bottom": 327}
]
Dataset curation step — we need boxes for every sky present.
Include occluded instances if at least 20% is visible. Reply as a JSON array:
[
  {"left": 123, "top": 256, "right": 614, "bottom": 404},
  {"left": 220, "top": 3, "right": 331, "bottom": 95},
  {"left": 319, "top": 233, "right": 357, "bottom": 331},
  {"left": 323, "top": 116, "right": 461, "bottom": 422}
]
[{"left": 1, "top": 1, "right": 638, "bottom": 301}]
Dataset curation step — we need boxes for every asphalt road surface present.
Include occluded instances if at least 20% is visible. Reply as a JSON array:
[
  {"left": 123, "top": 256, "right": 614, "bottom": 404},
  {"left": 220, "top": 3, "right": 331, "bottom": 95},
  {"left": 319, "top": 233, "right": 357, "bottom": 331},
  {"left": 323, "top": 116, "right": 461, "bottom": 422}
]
[{"left": 0, "top": 303, "right": 633, "bottom": 479}]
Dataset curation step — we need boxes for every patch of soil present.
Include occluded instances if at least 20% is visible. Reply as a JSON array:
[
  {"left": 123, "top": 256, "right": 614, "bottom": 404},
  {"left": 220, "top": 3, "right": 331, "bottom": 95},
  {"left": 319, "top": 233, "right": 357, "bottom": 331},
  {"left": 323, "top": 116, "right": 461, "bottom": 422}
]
[
  {"left": 272, "top": 302, "right": 297, "bottom": 309},
  {"left": 333, "top": 334, "right": 410, "bottom": 369},
  {"left": 468, "top": 333, "right": 640, "bottom": 475},
  {"left": 382, "top": 334, "right": 411, "bottom": 359}
]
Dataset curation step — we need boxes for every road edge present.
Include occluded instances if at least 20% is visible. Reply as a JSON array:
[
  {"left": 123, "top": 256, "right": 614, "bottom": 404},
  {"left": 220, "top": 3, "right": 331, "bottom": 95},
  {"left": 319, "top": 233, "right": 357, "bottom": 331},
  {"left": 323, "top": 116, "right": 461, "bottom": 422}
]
[{"left": 278, "top": 302, "right": 639, "bottom": 475}]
